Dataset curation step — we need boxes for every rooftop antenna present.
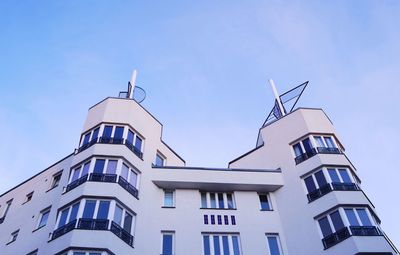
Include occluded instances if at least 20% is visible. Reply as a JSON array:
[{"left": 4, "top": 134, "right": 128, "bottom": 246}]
[
  {"left": 268, "top": 79, "right": 286, "bottom": 117},
  {"left": 119, "top": 69, "right": 146, "bottom": 103}
]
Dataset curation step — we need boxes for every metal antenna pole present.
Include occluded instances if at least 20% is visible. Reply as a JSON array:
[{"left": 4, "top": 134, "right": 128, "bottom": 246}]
[
  {"left": 128, "top": 70, "right": 137, "bottom": 99},
  {"left": 268, "top": 79, "right": 285, "bottom": 116}
]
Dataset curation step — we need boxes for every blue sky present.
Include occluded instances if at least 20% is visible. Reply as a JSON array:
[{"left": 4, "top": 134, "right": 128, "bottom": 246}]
[{"left": 0, "top": 0, "right": 399, "bottom": 246}]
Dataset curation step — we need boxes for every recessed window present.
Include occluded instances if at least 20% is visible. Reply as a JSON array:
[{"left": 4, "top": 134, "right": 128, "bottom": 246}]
[
  {"left": 8, "top": 229, "right": 19, "bottom": 244},
  {"left": 202, "top": 233, "right": 241, "bottom": 255},
  {"left": 51, "top": 172, "right": 62, "bottom": 189},
  {"left": 259, "top": 194, "right": 272, "bottom": 211},
  {"left": 161, "top": 231, "right": 174, "bottom": 255},
  {"left": 266, "top": 234, "right": 283, "bottom": 255},
  {"left": 200, "top": 192, "right": 236, "bottom": 209},
  {"left": 155, "top": 153, "right": 166, "bottom": 167},
  {"left": 163, "top": 190, "right": 175, "bottom": 207},
  {"left": 26, "top": 249, "right": 38, "bottom": 255},
  {"left": 1, "top": 199, "right": 13, "bottom": 222},
  {"left": 37, "top": 207, "right": 51, "bottom": 229},
  {"left": 25, "top": 192, "right": 34, "bottom": 203}
]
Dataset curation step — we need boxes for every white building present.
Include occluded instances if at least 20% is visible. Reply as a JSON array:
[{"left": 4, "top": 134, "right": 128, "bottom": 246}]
[{"left": 0, "top": 80, "right": 398, "bottom": 255}]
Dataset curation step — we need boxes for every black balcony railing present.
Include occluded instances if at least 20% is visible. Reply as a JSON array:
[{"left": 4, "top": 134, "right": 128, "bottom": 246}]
[
  {"left": 118, "top": 176, "right": 139, "bottom": 198},
  {"left": 307, "top": 183, "right": 333, "bottom": 202},
  {"left": 77, "top": 139, "right": 98, "bottom": 153},
  {"left": 350, "top": 226, "right": 382, "bottom": 236},
  {"left": 332, "top": 182, "right": 360, "bottom": 191},
  {"left": 51, "top": 219, "right": 77, "bottom": 240},
  {"left": 124, "top": 140, "right": 143, "bottom": 159},
  {"left": 89, "top": 173, "right": 117, "bottom": 183},
  {"left": 322, "top": 227, "right": 351, "bottom": 249},
  {"left": 295, "top": 147, "right": 341, "bottom": 165},
  {"left": 77, "top": 218, "right": 109, "bottom": 231},
  {"left": 110, "top": 221, "right": 134, "bottom": 246},
  {"left": 98, "top": 136, "right": 124, "bottom": 145},
  {"left": 65, "top": 174, "right": 88, "bottom": 192}
]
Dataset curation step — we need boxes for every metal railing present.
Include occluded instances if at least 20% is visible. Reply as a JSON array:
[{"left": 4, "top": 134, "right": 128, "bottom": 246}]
[
  {"left": 124, "top": 140, "right": 143, "bottom": 159},
  {"left": 307, "top": 182, "right": 361, "bottom": 202},
  {"left": 295, "top": 147, "right": 341, "bottom": 165},
  {"left": 350, "top": 226, "right": 382, "bottom": 236},
  {"left": 51, "top": 220, "right": 77, "bottom": 240},
  {"left": 65, "top": 174, "right": 88, "bottom": 192},
  {"left": 331, "top": 182, "right": 360, "bottom": 191},
  {"left": 110, "top": 221, "right": 134, "bottom": 246},
  {"left": 118, "top": 176, "right": 139, "bottom": 198},
  {"left": 322, "top": 227, "right": 351, "bottom": 249},
  {"left": 77, "top": 218, "right": 109, "bottom": 231},
  {"left": 89, "top": 173, "right": 117, "bottom": 183}
]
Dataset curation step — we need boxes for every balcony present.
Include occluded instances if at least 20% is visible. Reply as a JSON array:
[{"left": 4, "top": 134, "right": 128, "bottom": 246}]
[
  {"left": 65, "top": 174, "right": 88, "bottom": 192},
  {"left": 307, "top": 182, "right": 361, "bottom": 202},
  {"left": 322, "top": 226, "right": 383, "bottom": 249},
  {"left": 77, "top": 218, "right": 109, "bottom": 231},
  {"left": 89, "top": 173, "right": 117, "bottom": 183},
  {"left": 110, "top": 221, "right": 134, "bottom": 246},
  {"left": 76, "top": 137, "right": 143, "bottom": 159},
  {"left": 118, "top": 176, "right": 139, "bottom": 198},
  {"left": 51, "top": 220, "right": 77, "bottom": 240},
  {"left": 295, "top": 147, "right": 341, "bottom": 165}
]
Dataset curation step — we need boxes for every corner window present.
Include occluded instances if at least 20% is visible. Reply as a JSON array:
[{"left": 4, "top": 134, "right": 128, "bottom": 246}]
[
  {"left": 293, "top": 134, "right": 341, "bottom": 164},
  {"left": 163, "top": 190, "right": 175, "bottom": 207},
  {"left": 155, "top": 153, "right": 166, "bottom": 167},
  {"left": 37, "top": 207, "right": 51, "bottom": 229},
  {"left": 200, "top": 192, "right": 236, "bottom": 209},
  {"left": 259, "top": 194, "right": 272, "bottom": 211},
  {"left": 161, "top": 231, "right": 174, "bottom": 255},
  {"left": 266, "top": 234, "right": 283, "bottom": 255}
]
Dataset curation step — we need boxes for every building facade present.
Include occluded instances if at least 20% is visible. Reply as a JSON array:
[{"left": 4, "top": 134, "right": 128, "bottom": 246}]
[{"left": 0, "top": 88, "right": 398, "bottom": 255}]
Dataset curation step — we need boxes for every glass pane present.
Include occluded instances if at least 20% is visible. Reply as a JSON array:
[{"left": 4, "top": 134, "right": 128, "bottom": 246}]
[
  {"left": 304, "top": 176, "right": 317, "bottom": 193},
  {"left": 103, "top": 125, "right": 113, "bottom": 138},
  {"left": 222, "top": 236, "right": 230, "bottom": 255},
  {"left": 218, "top": 193, "right": 224, "bottom": 208},
  {"left": 227, "top": 194, "right": 234, "bottom": 209},
  {"left": 213, "top": 235, "right": 221, "bottom": 255},
  {"left": 129, "top": 170, "right": 137, "bottom": 187},
  {"left": 328, "top": 169, "right": 340, "bottom": 183},
  {"left": 89, "top": 253, "right": 102, "bottom": 255},
  {"left": 135, "top": 136, "right": 142, "bottom": 151},
  {"left": 71, "top": 167, "right": 81, "bottom": 182},
  {"left": 267, "top": 236, "right": 281, "bottom": 255},
  {"left": 123, "top": 212, "right": 133, "bottom": 233},
  {"left": 324, "top": 137, "right": 335, "bottom": 148},
  {"left": 259, "top": 194, "right": 271, "bottom": 210},
  {"left": 91, "top": 127, "right": 100, "bottom": 141},
  {"left": 114, "top": 126, "right": 124, "bottom": 139},
  {"left": 82, "top": 133, "right": 91, "bottom": 146},
  {"left": 293, "top": 143, "right": 303, "bottom": 157},
  {"left": 314, "top": 170, "right": 327, "bottom": 187},
  {"left": 318, "top": 216, "right": 333, "bottom": 237},
  {"left": 329, "top": 210, "right": 345, "bottom": 231},
  {"left": 127, "top": 130, "right": 134, "bottom": 144},
  {"left": 93, "top": 159, "right": 105, "bottom": 174},
  {"left": 156, "top": 154, "right": 164, "bottom": 166},
  {"left": 114, "top": 205, "right": 123, "bottom": 226},
  {"left": 58, "top": 208, "right": 69, "bottom": 227},
  {"left": 345, "top": 209, "right": 360, "bottom": 226},
  {"left": 162, "top": 234, "right": 173, "bottom": 255},
  {"left": 201, "top": 192, "right": 207, "bottom": 208},
  {"left": 121, "top": 163, "right": 129, "bottom": 180},
  {"left": 164, "top": 191, "right": 174, "bottom": 207},
  {"left": 38, "top": 210, "right": 50, "bottom": 228},
  {"left": 232, "top": 236, "right": 240, "bottom": 255},
  {"left": 338, "top": 169, "right": 352, "bottom": 183},
  {"left": 82, "top": 200, "right": 96, "bottom": 219},
  {"left": 106, "top": 160, "right": 118, "bottom": 174},
  {"left": 302, "top": 138, "right": 313, "bottom": 152},
  {"left": 81, "top": 162, "right": 90, "bottom": 177},
  {"left": 69, "top": 202, "right": 80, "bottom": 222},
  {"left": 357, "top": 209, "right": 372, "bottom": 226},
  {"left": 96, "top": 201, "right": 110, "bottom": 219},
  {"left": 73, "top": 253, "right": 85, "bottom": 255},
  {"left": 203, "top": 235, "right": 211, "bottom": 255},
  {"left": 314, "top": 136, "right": 325, "bottom": 147},
  {"left": 210, "top": 193, "right": 217, "bottom": 208}
]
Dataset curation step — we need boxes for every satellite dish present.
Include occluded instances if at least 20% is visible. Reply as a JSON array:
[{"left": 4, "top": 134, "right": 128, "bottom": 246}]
[
  {"left": 118, "top": 70, "right": 146, "bottom": 104},
  {"left": 132, "top": 86, "right": 146, "bottom": 103}
]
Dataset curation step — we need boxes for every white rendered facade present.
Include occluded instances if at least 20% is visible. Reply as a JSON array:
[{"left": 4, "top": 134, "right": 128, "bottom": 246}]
[{"left": 0, "top": 92, "right": 398, "bottom": 255}]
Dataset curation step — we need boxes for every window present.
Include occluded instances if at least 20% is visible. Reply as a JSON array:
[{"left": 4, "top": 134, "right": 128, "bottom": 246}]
[
  {"left": 91, "top": 127, "right": 100, "bottom": 142},
  {"left": 344, "top": 208, "right": 373, "bottom": 226},
  {"left": 26, "top": 249, "right": 38, "bottom": 255},
  {"left": 25, "top": 192, "right": 34, "bottom": 203},
  {"left": 318, "top": 210, "right": 345, "bottom": 238},
  {"left": 72, "top": 252, "right": 102, "bottom": 255},
  {"left": 8, "top": 230, "right": 19, "bottom": 244},
  {"left": 161, "top": 231, "right": 174, "bottom": 255},
  {"left": 112, "top": 203, "right": 135, "bottom": 235},
  {"left": 259, "top": 194, "right": 272, "bottom": 211},
  {"left": 57, "top": 202, "right": 80, "bottom": 228},
  {"left": 163, "top": 190, "right": 175, "bottom": 207},
  {"left": 37, "top": 207, "right": 51, "bottom": 229},
  {"left": 1, "top": 199, "right": 12, "bottom": 220},
  {"left": 103, "top": 125, "right": 113, "bottom": 138},
  {"left": 155, "top": 153, "right": 165, "bottom": 167},
  {"left": 200, "top": 192, "right": 235, "bottom": 209},
  {"left": 82, "top": 132, "right": 91, "bottom": 146},
  {"left": 69, "top": 161, "right": 91, "bottom": 183},
  {"left": 135, "top": 136, "right": 142, "bottom": 151},
  {"left": 266, "top": 234, "right": 283, "bottom": 255},
  {"left": 96, "top": 201, "right": 110, "bottom": 219},
  {"left": 293, "top": 134, "right": 340, "bottom": 164},
  {"left": 114, "top": 126, "right": 124, "bottom": 140},
  {"left": 51, "top": 172, "right": 62, "bottom": 189},
  {"left": 93, "top": 159, "right": 106, "bottom": 174},
  {"left": 106, "top": 160, "right": 118, "bottom": 174},
  {"left": 202, "top": 234, "right": 241, "bottom": 255}
]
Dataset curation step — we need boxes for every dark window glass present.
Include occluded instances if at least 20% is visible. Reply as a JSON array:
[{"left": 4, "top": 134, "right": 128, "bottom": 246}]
[
  {"left": 129, "top": 170, "right": 137, "bottom": 187},
  {"left": 96, "top": 201, "right": 110, "bottom": 219},
  {"left": 93, "top": 159, "right": 105, "bottom": 174},
  {"left": 217, "top": 215, "right": 222, "bottom": 225},
  {"left": 211, "top": 215, "right": 215, "bottom": 225},
  {"left": 91, "top": 127, "right": 100, "bottom": 141},
  {"left": 222, "top": 236, "right": 230, "bottom": 255},
  {"left": 338, "top": 169, "right": 352, "bottom": 183},
  {"left": 314, "top": 170, "right": 327, "bottom": 187},
  {"left": 201, "top": 192, "right": 207, "bottom": 208},
  {"left": 224, "top": 215, "right": 229, "bottom": 225},
  {"left": 155, "top": 154, "right": 164, "bottom": 167},
  {"left": 58, "top": 208, "right": 69, "bottom": 227},
  {"left": 213, "top": 236, "right": 221, "bottom": 255},
  {"left": 162, "top": 233, "right": 173, "bottom": 255},
  {"left": 302, "top": 138, "right": 313, "bottom": 152},
  {"left": 114, "top": 205, "right": 123, "bottom": 226},
  {"left": 71, "top": 167, "right": 81, "bottom": 182},
  {"left": 135, "top": 136, "right": 142, "bottom": 151},
  {"left": 314, "top": 136, "right": 325, "bottom": 147},
  {"left": 203, "top": 235, "right": 211, "bottom": 255},
  {"left": 345, "top": 209, "right": 360, "bottom": 226},
  {"left": 259, "top": 194, "right": 271, "bottom": 210},
  {"left": 121, "top": 163, "right": 129, "bottom": 180},
  {"left": 127, "top": 130, "right": 134, "bottom": 144},
  {"left": 69, "top": 202, "right": 80, "bottom": 222},
  {"left": 329, "top": 210, "right": 345, "bottom": 231},
  {"left": 304, "top": 176, "right": 317, "bottom": 193},
  {"left": 210, "top": 193, "right": 217, "bottom": 208},
  {"left": 357, "top": 209, "right": 372, "bottom": 226},
  {"left": 324, "top": 137, "right": 335, "bottom": 148},
  {"left": 38, "top": 210, "right": 50, "bottom": 228},
  {"left": 52, "top": 174, "right": 61, "bottom": 188},
  {"left": 227, "top": 194, "right": 234, "bottom": 209},
  {"left": 267, "top": 236, "right": 281, "bottom": 255},
  {"left": 328, "top": 168, "right": 340, "bottom": 183},
  {"left": 218, "top": 193, "right": 224, "bottom": 208},
  {"left": 103, "top": 125, "right": 113, "bottom": 138},
  {"left": 204, "top": 215, "right": 208, "bottom": 224},
  {"left": 293, "top": 143, "right": 303, "bottom": 157},
  {"left": 232, "top": 236, "right": 240, "bottom": 255},
  {"left": 82, "top": 200, "right": 96, "bottom": 219},
  {"left": 82, "top": 133, "right": 91, "bottom": 146},
  {"left": 73, "top": 253, "right": 85, "bottom": 255},
  {"left": 81, "top": 162, "right": 90, "bottom": 177},
  {"left": 114, "top": 126, "right": 124, "bottom": 139},
  {"left": 231, "top": 215, "right": 236, "bottom": 225},
  {"left": 106, "top": 160, "right": 117, "bottom": 174},
  {"left": 123, "top": 212, "right": 133, "bottom": 233},
  {"left": 318, "top": 216, "right": 333, "bottom": 237}
]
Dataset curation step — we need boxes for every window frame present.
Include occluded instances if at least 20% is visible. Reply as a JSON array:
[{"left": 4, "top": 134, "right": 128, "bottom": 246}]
[
  {"left": 265, "top": 233, "right": 284, "bottom": 255},
  {"left": 161, "top": 231, "right": 175, "bottom": 255},
  {"left": 259, "top": 193, "right": 273, "bottom": 211},
  {"left": 200, "top": 192, "right": 236, "bottom": 209},
  {"left": 36, "top": 206, "right": 51, "bottom": 230},
  {"left": 163, "top": 190, "right": 175, "bottom": 208}
]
